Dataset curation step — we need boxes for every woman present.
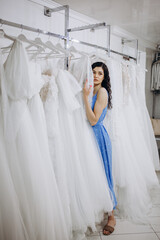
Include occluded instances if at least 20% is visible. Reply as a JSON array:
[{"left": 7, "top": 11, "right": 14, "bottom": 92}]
[{"left": 83, "top": 61, "right": 117, "bottom": 235}]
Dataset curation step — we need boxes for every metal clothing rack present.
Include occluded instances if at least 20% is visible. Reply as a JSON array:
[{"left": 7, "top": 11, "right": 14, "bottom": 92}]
[
  {"left": 0, "top": 4, "right": 138, "bottom": 64},
  {"left": 0, "top": 17, "right": 69, "bottom": 67},
  {"left": 0, "top": 18, "right": 66, "bottom": 40},
  {"left": 44, "top": 5, "right": 138, "bottom": 63}
]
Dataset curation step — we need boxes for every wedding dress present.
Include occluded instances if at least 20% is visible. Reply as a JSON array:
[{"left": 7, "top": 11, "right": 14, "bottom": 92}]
[
  {"left": 56, "top": 69, "right": 96, "bottom": 239},
  {"left": 104, "top": 59, "right": 159, "bottom": 223},
  {"left": 69, "top": 57, "right": 114, "bottom": 212},
  {"left": 136, "top": 65, "right": 160, "bottom": 170},
  {"left": 40, "top": 73, "right": 72, "bottom": 239},
  {"left": 122, "top": 62, "right": 158, "bottom": 184},
  {"left": 0, "top": 48, "right": 29, "bottom": 240},
  {"left": 51, "top": 68, "right": 113, "bottom": 239},
  {"left": 3, "top": 39, "right": 69, "bottom": 240}
]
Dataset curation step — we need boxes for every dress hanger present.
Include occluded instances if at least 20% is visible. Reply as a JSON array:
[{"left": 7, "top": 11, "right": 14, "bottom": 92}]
[
  {"left": 0, "top": 29, "right": 15, "bottom": 54},
  {"left": 0, "top": 29, "right": 15, "bottom": 43},
  {"left": 46, "top": 41, "right": 64, "bottom": 53},
  {"left": 68, "top": 45, "right": 86, "bottom": 56},
  {"left": 34, "top": 37, "right": 60, "bottom": 54},
  {"left": 55, "top": 42, "right": 70, "bottom": 54},
  {"left": 29, "top": 37, "right": 64, "bottom": 60},
  {"left": 17, "top": 34, "right": 46, "bottom": 60},
  {"left": 44, "top": 41, "right": 74, "bottom": 59},
  {"left": 18, "top": 34, "right": 45, "bottom": 60},
  {"left": 0, "top": 30, "right": 44, "bottom": 55},
  {"left": 18, "top": 34, "right": 44, "bottom": 50},
  {"left": 89, "top": 51, "right": 109, "bottom": 62}
]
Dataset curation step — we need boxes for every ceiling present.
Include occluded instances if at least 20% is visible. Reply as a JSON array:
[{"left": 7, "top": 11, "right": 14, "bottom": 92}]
[{"left": 54, "top": 0, "right": 160, "bottom": 48}]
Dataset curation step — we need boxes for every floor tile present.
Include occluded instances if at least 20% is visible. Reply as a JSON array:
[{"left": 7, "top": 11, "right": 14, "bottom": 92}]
[
  {"left": 151, "top": 187, "right": 160, "bottom": 206},
  {"left": 149, "top": 206, "right": 160, "bottom": 217},
  {"left": 101, "top": 232, "right": 159, "bottom": 240},
  {"left": 86, "top": 229, "right": 100, "bottom": 237},
  {"left": 96, "top": 171, "right": 160, "bottom": 240},
  {"left": 104, "top": 219, "right": 154, "bottom": 235},
  {"left": 156, "top": 232, "right": 160, "bottom": 239},
  {"left": 149, "top": 216, "right": 160, "bottom": 232},
  {"left": 86, "top": 235, "right": 101, "bottom": 240}
]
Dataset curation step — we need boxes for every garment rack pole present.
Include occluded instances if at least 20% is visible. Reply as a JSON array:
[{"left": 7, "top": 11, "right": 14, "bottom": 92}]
[
  {"left": 44, "top": 5, "right": 138, "bottom": 63},
  {"left": 44, "top": 5, "right": 112, "bottom": 66},
  {"left": 107, "top": 25, "right": 111, "bottom": 57},
  {"left": 45, "top": 5, "right": 69, "bottom": 69},
  {"left": 0, "top": 17, "right": 137, "bottom": 62},
  {"left": 64, "top": 5, "right": 69, "bottom": 68},
  {"left": 122, "top": 38, "right": 139, "bottom": 62},
  {"left": 0, "top": 18, "right": 109, "bottom": 52},
  {"left": 136, "top": 39, "right": 139, "bottom": 64},
  {"left": 67, "top": 22, "right": 107, "bottom": 32},
  {"left": 69, "top": 32, "right": 137, "bottom": 61},
  {"left": 67, "top": 23, "right": 111, "bottom": 58},
  {"left": 0, "top": 18, "right": 66, "bottom": 40}
]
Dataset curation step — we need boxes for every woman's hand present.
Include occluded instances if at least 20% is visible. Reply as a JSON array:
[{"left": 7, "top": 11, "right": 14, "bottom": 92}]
[{"left": 83, "top": 79, "right": 92, "bottom": 99}]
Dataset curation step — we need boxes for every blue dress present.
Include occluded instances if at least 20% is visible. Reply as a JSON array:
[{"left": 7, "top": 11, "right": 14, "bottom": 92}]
[{"left": 91, "top": 91, "right": 117, "bottom": 209}]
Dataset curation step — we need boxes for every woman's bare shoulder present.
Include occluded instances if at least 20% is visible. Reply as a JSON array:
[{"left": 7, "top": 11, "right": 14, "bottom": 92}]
[
  {"left": 97, "top": 88, "right": 108, "bottom": 107},
  {"left": 97, "top": 87, "right": 108, "bottom": 98}
]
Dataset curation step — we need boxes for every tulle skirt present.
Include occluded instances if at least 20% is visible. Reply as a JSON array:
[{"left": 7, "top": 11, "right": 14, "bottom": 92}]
[
  {"left": 57, "top": 72, "right": 113, "bottom": 239},
  {"left": 5, "top": 99, "right": 69, "bottom": 240},
  {"left": 0, "top": 105, "right": 29, "bottom": 240},
  {"left": 104, "top": 59, "right": 159, "bottom": 223}
]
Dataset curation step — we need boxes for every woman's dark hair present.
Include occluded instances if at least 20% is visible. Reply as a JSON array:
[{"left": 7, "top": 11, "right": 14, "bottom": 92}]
[{"left": 92, "top": 62, "right": 112, "bottom": 109}]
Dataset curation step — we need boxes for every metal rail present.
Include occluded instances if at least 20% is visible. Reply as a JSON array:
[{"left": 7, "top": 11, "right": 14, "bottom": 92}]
[
  {"left": 0, "top": 18, "right": 66, "bottom": 40},
  {"left": 0, "top": 13, "right": 137, "bottom": 63}
]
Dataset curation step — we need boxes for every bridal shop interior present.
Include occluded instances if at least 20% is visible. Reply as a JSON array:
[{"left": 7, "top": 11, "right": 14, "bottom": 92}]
[{"left": 0, "top": 0, "right": 160, "bottom": 240}]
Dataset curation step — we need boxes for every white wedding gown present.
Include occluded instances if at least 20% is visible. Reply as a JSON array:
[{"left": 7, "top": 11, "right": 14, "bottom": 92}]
[
  {"left": 104, "top": 59, "right": 159, "bottom": 223},
  {"left": 56, "top": 69, "right": 96, "bottom": 239},
  {"left": 136, "top": 66, "right": 160, "bottom": 170},
  {"left": 40, "top": 73, "right": 72, "bottom": 239},
  {"left": 57, "top": 69, "right": 114, "bottom": 232},
  {"left": 0, "top": 49, "right": 29, "bottom": 240},
  {"left": 3, "top": 39, "right": 69, "bottom": 240},
  {"left": 69, "top": 56, "right": 114, "bottom": 217},
  {"left": 40, "top": 58, "right": 113, "bottom": 240},
  {"left": 0, "top": 106, "right": 29, "bottom": 240},
  {"left": 122, "top": 63, "right": 158, "bottom": 187}
]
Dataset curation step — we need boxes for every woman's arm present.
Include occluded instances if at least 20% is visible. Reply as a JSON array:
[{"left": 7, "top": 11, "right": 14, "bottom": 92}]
[{"left": 83, "top": 81, "right": 108, "bottom": 126}]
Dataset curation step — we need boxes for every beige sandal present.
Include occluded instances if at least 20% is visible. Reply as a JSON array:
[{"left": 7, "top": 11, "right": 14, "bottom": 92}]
[{"left": 103, "top": 224, "right": 114, "bottom": 235}]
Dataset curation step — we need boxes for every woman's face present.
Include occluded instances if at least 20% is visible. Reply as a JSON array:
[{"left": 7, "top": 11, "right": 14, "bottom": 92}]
[{"left": 92, "top": 67, "right": 104, "bottom": 86}]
